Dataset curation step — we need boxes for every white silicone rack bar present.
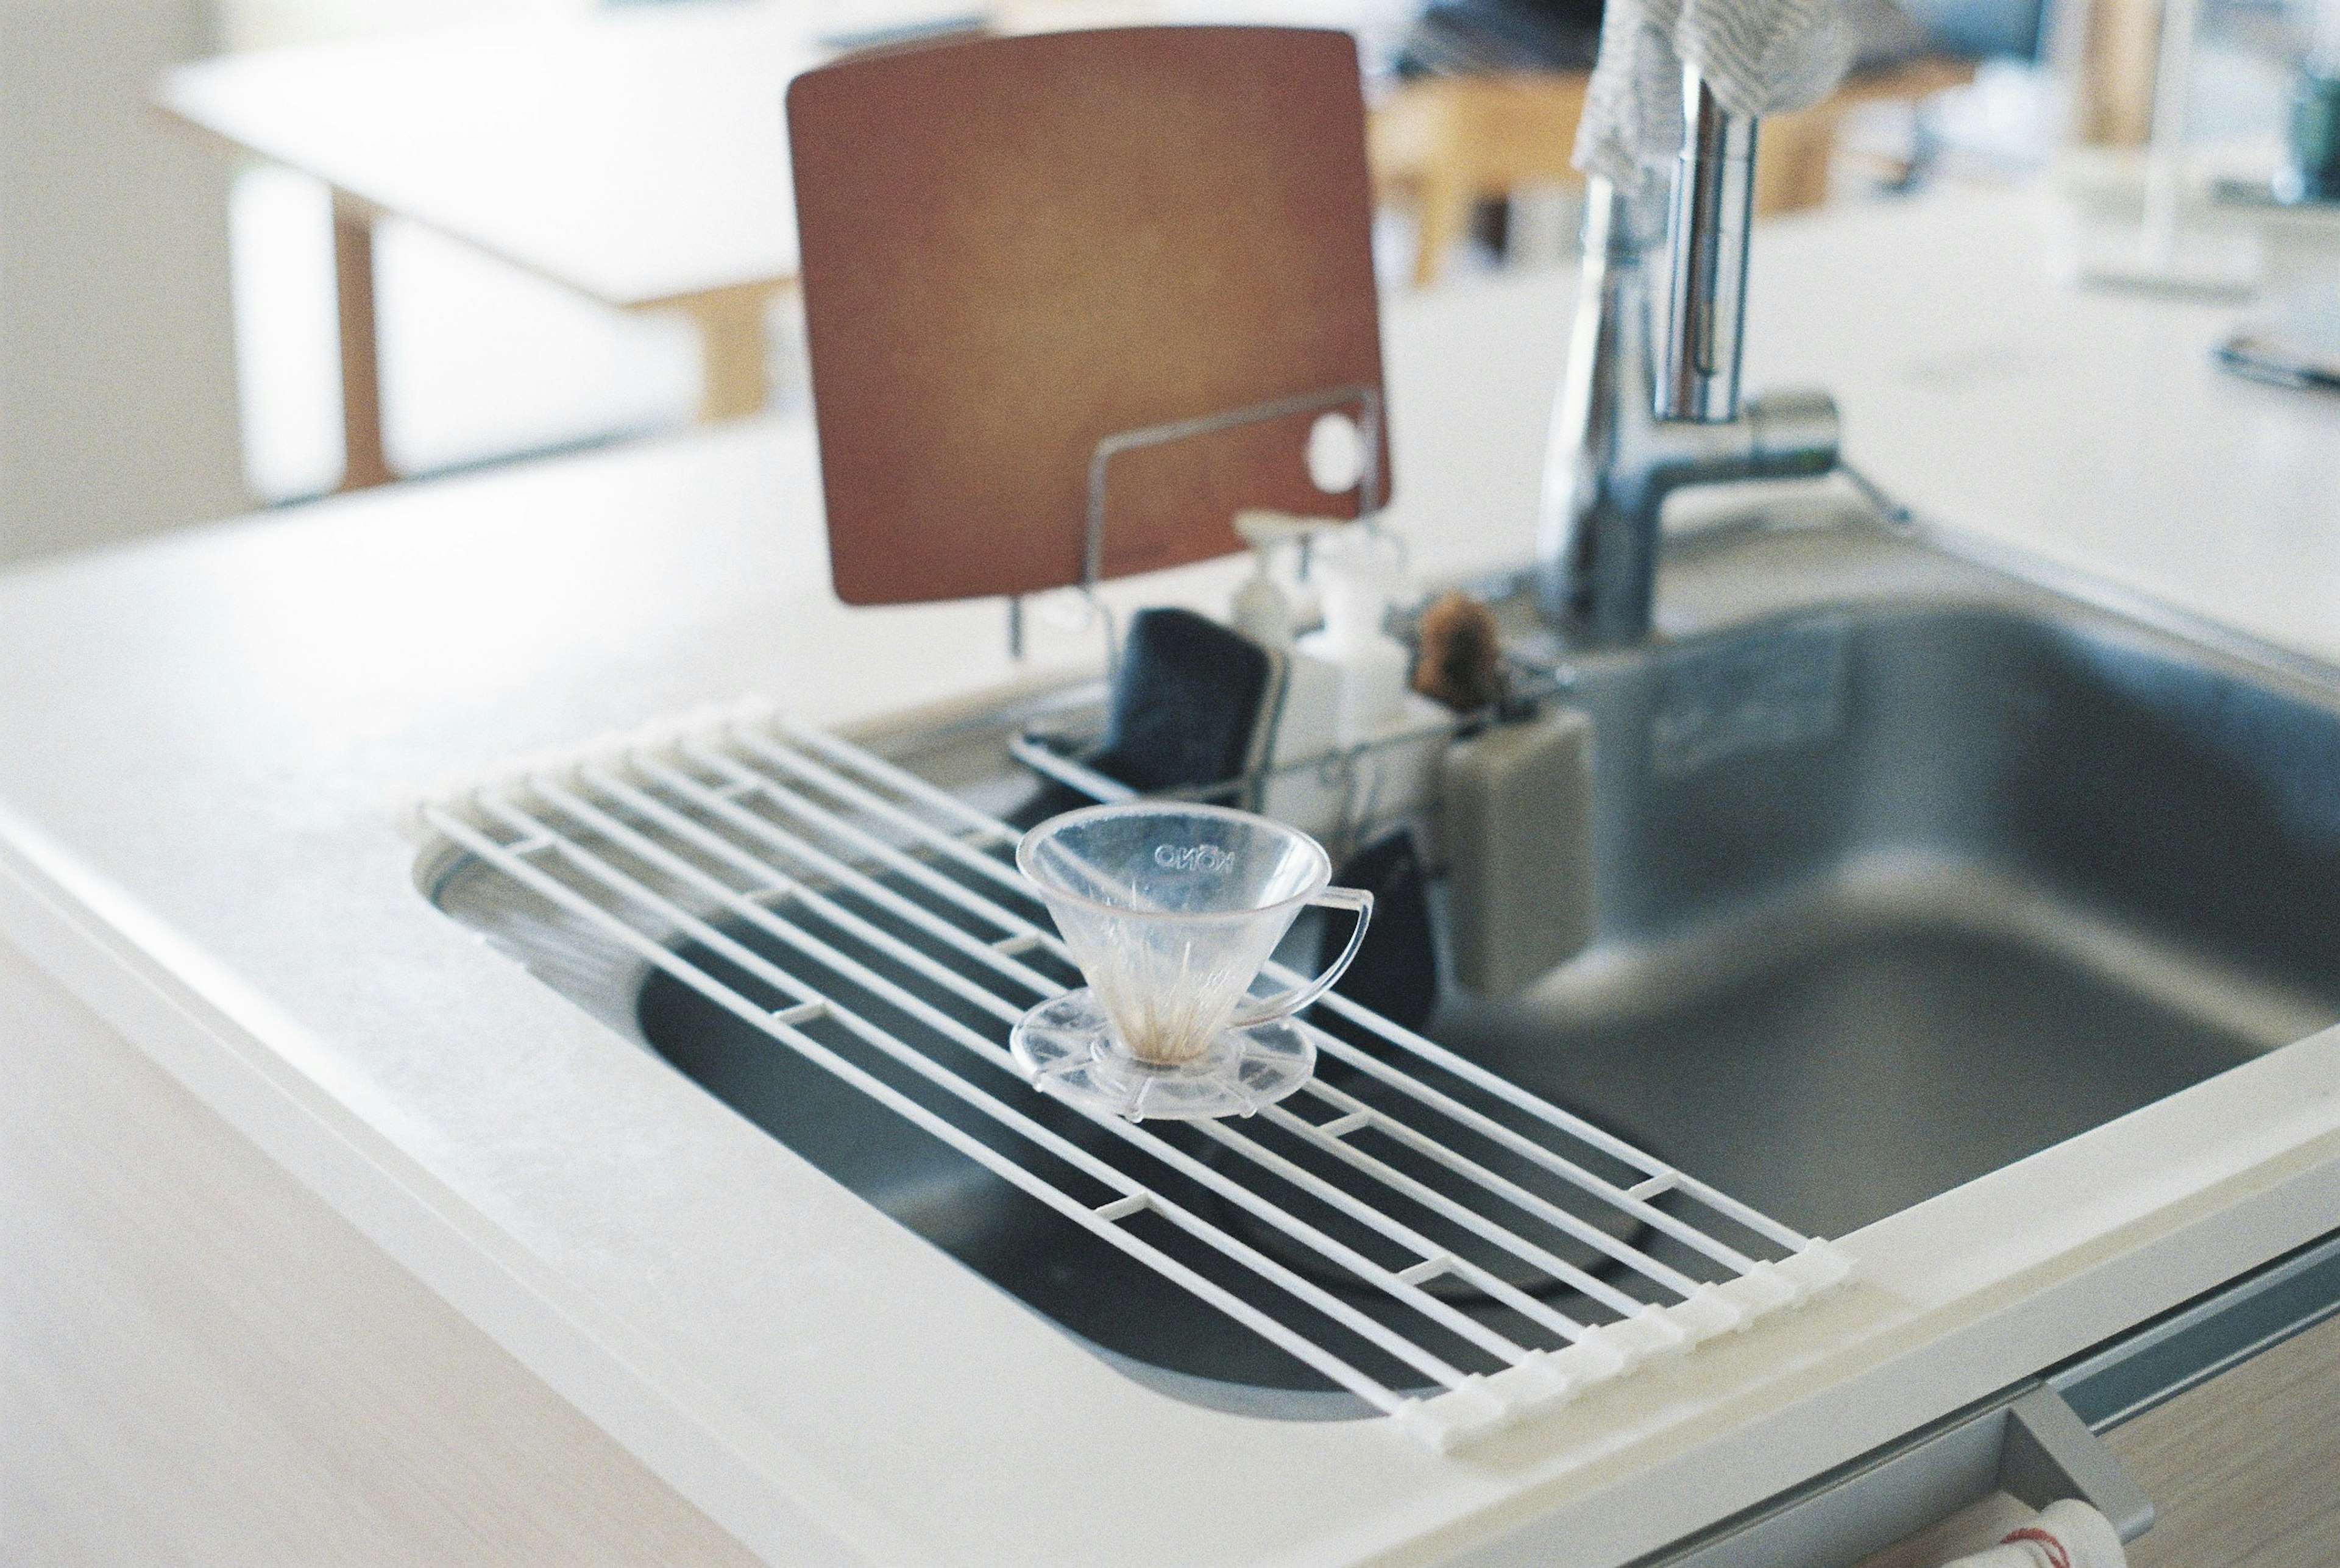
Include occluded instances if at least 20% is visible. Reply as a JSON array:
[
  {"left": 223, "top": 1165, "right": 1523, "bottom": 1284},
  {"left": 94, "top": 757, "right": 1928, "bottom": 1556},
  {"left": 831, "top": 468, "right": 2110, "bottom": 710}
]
[{"left": 414, "top": 699, "right": 1852, "bottom": 1452}]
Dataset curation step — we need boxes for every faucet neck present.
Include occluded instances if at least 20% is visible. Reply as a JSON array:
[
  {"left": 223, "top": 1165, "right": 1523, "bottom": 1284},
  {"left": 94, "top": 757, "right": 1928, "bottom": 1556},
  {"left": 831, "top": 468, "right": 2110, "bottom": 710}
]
[
  {"left": 1533, "top": 171, "right": 1840, "bottom": 646},
  {"left": 1533, "top": 182, "right": 1664, "bottom": 636},
  {"left": 1659, "top": 73, "right": 1759, "bottom": 422}
]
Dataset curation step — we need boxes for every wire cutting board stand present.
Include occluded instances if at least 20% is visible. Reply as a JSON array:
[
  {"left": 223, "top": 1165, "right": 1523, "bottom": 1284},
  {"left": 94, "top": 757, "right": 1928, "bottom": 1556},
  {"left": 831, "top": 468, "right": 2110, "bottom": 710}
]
[{"left": 1022, "top": 379, "right": 1385, "bottom": 669}]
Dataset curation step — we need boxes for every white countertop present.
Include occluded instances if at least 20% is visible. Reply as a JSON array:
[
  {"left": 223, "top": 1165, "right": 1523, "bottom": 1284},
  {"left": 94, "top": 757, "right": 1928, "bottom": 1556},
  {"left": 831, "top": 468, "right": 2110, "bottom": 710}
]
[{"left": 4, "top": 185, "right": 2338, "bottom": 1566}]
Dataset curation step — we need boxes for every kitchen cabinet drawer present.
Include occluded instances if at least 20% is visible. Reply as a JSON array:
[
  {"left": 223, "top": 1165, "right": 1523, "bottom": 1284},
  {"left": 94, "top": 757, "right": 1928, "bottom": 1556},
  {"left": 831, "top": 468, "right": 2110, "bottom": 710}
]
[
  {"left": 1853, "top": 1311, "right": 2340, "bottom": 1568},
  {"left": 2109, "top": 1310, "right": 2340, "bottom": 1567},
  {"left": 1648, "top": 1233, "right": 2340, "bottom": 1568}
]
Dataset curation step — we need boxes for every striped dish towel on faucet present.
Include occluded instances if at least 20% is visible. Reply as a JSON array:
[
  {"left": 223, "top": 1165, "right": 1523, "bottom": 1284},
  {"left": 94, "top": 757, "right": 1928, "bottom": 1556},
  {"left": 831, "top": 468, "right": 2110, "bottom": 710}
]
[{"left": 1572, "top": 0, "right": 1852, "bottom": 196}]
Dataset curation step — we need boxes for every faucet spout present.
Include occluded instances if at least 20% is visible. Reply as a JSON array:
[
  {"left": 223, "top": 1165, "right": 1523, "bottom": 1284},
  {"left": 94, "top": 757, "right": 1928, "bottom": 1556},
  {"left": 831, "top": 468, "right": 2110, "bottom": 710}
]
[{"left": 1534, "top": 169, "right": 1839, "bottom": 644}]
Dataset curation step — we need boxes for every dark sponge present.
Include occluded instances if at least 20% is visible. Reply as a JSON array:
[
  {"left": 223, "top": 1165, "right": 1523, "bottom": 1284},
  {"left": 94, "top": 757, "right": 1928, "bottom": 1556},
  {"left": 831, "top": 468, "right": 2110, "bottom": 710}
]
[{"left": 1083, "top": 607, "right": 1276, "bottom": 795}]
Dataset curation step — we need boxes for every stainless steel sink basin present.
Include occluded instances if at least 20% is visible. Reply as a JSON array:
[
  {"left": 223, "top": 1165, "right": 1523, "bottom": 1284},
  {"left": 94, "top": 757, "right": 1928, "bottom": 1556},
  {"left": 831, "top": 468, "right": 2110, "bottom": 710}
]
[
  {"left": 424, "top": 515, "right": 2340, "bottom": 1413},
  {"left": 1452, "top": 583, "right": 2340, "bottom": 1241}
]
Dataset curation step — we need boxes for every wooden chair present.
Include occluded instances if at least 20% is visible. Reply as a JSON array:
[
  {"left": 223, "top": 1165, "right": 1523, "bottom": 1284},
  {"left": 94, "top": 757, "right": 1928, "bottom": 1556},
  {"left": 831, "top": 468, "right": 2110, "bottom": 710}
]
[
  {"left": 1370, "top": 73, "right": 1592, "bottom": 289},
  {"left": 1751, "top": 56, "right": 1982, "bottom": 212},
  {"left": 2069, "top": 0, "right": 2161, "bottom": 146},
  {"left": 1370, "top": 57, "right": 1979, "bottom": 286}
]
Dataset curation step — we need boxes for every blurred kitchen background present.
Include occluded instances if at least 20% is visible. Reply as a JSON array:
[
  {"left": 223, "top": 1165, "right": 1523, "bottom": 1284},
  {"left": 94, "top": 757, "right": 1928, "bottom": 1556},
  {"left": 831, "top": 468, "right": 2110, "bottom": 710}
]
[{"left": 1, "top": 0, "right": 2330, "bottom": 565}]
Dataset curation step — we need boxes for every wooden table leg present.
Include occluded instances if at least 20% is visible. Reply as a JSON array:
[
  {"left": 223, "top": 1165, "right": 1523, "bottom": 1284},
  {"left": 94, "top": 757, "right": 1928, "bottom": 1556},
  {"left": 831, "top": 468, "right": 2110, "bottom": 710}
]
[
  {"left": 330, "top": 190, "right": 395, "bottom": 491},
  {"left": 1413, "top": 172, "right": 1473, "bottom": 289},
  {"left": 678, "top": 285, "right": 779, "bottom": 422}
]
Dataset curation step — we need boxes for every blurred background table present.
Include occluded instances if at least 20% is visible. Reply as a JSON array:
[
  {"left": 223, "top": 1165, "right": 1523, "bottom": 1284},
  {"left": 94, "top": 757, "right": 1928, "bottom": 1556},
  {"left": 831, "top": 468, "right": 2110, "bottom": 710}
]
[
  {"left": 161, "top": 4, "right": 835, "bottom": 488},
  {"left": 158, "top": 0, "right": 1990, "bottom": 495}
]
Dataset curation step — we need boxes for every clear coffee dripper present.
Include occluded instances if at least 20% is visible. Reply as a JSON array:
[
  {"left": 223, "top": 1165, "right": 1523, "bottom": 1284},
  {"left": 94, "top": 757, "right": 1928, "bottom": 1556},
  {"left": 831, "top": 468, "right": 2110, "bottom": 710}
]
[{"left": 1011, "top": 801, "right": 1373, "bottom": 1121}]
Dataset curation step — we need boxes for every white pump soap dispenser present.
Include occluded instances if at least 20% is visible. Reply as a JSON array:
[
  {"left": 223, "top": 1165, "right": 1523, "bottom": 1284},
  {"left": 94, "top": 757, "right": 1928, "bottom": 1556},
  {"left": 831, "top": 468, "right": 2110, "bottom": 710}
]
[
  {"left": 1228, "top": 509, "right": 1328, "bottom": 648},
  {"left": 1297, "top": 525, "right": 1409, "bottom": 745},
  {"left": 1278, "top": 524, "right": 1452, "bottom": 834}
]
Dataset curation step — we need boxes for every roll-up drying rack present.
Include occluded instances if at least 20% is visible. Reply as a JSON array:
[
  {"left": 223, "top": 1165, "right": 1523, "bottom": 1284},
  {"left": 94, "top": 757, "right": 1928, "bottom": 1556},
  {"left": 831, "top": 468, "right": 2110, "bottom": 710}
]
[{"left": 415, "top": 700, "right": 1851, "bottom": 1450}]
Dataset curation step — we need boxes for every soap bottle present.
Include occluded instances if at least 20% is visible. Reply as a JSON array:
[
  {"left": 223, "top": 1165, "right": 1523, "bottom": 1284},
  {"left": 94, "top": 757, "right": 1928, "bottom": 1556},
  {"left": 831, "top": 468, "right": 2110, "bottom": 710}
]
[
  {"left": 1297, "top": 527, "right": 1408, "bottom": 746},
  {"left": 1255, "top": 652, "right": 1339, "bottom": 837},
  {"left": 1229, "top": 510, "right": 1302, "bottom": 648},
  {"left": 1231, "top": 511, "right": 1346, "bottom": 837}
]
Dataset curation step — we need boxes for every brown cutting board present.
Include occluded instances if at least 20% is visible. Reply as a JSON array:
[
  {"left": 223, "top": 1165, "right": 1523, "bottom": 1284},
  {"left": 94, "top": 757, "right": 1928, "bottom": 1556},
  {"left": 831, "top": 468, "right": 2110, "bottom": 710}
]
[{"left": 787, "top": 26, "right": 1392, "bottom": 606}]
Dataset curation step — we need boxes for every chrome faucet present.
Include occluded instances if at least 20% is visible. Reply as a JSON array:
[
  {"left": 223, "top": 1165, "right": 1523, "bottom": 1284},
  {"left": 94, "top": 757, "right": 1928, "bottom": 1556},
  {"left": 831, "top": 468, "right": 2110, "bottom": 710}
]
[{"left": 1535, "top": 72, "right": 1840, "bottom": 643}]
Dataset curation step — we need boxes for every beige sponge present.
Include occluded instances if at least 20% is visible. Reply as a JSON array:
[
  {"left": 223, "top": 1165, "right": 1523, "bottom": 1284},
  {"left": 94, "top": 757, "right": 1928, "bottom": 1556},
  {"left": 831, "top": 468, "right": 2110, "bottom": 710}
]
[{"left": 1442, "top": 709, "right": 1597, "bottom": 996}]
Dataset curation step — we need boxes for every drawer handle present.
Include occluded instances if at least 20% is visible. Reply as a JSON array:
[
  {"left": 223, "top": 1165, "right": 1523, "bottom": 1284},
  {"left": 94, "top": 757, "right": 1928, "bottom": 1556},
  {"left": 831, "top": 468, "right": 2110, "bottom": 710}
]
[
  {"left": 1643, "top": 1385, "right": 2152, "bottom": 1568},
  {"left": 1999, "top": 1388, "right": 2152, "bottom": 1541}
]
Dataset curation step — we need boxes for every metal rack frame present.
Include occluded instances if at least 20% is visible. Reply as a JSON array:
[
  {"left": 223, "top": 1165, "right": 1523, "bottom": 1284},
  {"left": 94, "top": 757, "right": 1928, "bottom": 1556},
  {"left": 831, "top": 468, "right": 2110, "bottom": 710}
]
[
  {"left": 1010, "top": 383, "right": 1386, "bottom": 668},
  {"left": 1005, "top": 661, "right": 1572, "bottom": 856},
  {"left": 417, "top": 700, "right": 1851, "bottom": 1450},
  {"left": 1083, "top": 382, "right": 1384, "bottom": 587}
]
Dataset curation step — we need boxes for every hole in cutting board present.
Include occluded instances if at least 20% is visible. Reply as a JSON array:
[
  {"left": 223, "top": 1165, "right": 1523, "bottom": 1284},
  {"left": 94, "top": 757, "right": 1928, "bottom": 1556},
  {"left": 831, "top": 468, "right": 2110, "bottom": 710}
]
[{"left": 1308, "top": 411, "right": 1366, "bottom": 494}]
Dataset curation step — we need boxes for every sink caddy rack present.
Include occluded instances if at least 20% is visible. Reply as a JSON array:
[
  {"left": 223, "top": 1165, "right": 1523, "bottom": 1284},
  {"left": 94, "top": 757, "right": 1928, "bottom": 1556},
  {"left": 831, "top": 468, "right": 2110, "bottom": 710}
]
[
  {"left": 1007, "top": 636, "right": 1576, "bottom": 860},
  {"left": 416, "top": 699, "right": 1851, "bottom": 1450}
]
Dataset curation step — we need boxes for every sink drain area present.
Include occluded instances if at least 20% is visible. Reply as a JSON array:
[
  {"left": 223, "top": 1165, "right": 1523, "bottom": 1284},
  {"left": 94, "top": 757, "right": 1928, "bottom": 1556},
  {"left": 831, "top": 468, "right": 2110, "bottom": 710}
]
[{"left": 418, "top": 701, "right": 1849, "bottom": 1450}]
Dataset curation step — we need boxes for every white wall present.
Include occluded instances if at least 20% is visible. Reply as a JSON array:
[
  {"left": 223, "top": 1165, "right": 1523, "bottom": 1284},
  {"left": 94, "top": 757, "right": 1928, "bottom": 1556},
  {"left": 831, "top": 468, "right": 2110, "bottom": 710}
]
[{"left": 0, "top": 0, "right": 249, "bottom": 566}]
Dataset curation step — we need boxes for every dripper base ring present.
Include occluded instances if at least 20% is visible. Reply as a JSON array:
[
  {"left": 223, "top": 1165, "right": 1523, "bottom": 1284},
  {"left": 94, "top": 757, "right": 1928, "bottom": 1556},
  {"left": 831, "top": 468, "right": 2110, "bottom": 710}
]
[{"left": 1010, "top": 990, "right": 1316, "bottom": 1122}]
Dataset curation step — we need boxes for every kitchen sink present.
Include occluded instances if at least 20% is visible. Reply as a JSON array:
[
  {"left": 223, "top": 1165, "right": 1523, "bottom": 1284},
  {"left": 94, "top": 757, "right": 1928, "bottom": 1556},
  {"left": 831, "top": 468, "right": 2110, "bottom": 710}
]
[
  {"left": 1453, "top": 581, "right": 2340, "bottom": 1242},
  {"left": 422, "top": 514, "right": 2340, "bottom": 1417}
]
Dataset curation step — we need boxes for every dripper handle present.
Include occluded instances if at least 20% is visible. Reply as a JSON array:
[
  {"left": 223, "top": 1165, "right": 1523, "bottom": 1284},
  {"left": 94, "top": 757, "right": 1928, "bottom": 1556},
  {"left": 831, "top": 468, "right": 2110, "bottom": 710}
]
[{"left": 1228, "top": 886, "right": 1374, "bottom": 1028}]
